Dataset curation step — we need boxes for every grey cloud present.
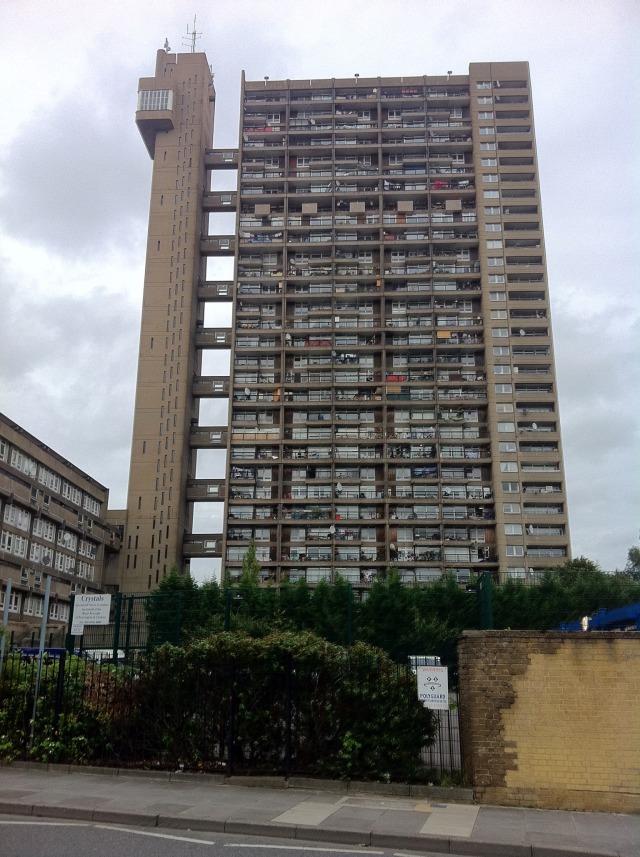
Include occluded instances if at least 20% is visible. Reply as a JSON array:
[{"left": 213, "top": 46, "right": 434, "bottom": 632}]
[
  {"left": 0, "top": 68, "right": 149, "bottom": 259},
  {"left": 0, "top": 282, "right": 139, "bottom": 506}
]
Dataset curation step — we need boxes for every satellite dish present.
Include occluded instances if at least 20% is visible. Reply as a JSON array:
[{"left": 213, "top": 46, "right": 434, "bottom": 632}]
[
  {"left": 62, "top": 533, "right": 72, "bottom": 546},
  {"left": 42, "top": 556, "right": 51, "bottom": 566},
  {"left": 532, "top": 422, "right": 538, "bottom": 430},
  {"left": 329, "top": 525, "right": 336, "bottom": 534},
  {"left": 519, "top": 329, "right": 525, "bottom": 336},
  {"left": 244, "top": 387, "right": 251, "bottom": 396}
]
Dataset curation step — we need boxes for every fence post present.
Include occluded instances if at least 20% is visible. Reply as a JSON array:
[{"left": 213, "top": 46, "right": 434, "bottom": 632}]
[
  {"left": 28, "top": 575, "right": 51, "bottom": 751},
  {"left": 226, "top": 657, "right": 236, "bottom": 776},
  {"left": 112, "top": 593, "right": 123, "bottom": 662},
  {"left": 53, "top": 650, "right": 67, "bottom": 736},
  {"left": 175, "top": 592, "right": 182, "bottom": 645},
  {"left": 478, "top": 571, "right": 493, "bottom": 630},
  {"left": 0, "top": 578, "right": 12, "bottom": 680},
  {"left": 224, "top": 588, "right": 231, "bottom": 631},
  {"left": 284, "top": 653, "right": 292, "bottom": 778},
  {"left": 124, "top": 596, "right": 134, "bottom": 660},
  {"left": 65, "top": 595, "right": 75, "bottom": 655}
]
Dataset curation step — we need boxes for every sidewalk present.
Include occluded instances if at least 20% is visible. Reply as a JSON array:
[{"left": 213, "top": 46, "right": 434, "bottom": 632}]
[{"left": 0, "top": 763, "right": 638, "bottom": 857}]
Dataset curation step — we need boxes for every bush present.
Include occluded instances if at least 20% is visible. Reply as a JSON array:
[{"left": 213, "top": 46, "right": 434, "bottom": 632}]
[
  {"left": 0, "top": 653, "right": 117, "bottom": 763},
  {"left": 120, "top": 632, "right": 437, "bottom": 781}
]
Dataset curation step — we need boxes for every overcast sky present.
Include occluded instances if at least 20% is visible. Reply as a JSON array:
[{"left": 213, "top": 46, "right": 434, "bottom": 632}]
[{"left": 0, "top": 0, "right": 638, "bottom": 577}]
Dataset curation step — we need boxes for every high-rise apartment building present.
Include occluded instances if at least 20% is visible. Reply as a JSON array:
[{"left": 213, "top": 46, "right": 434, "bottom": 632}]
[{"left": 123, "top": 49, "right": 570, "bottom": 592}]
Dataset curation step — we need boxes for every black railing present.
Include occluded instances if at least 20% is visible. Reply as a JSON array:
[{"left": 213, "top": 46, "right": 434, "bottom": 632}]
[{"left": 0, "top": 649, "right": 463, "bottom": 779}]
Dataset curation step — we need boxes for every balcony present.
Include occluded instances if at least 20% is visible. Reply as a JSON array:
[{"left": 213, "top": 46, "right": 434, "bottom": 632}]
[
  {"left": 186, "top": 479, "right": 227, "bottom": 502},
  {"left": 200, "top": 235, "right": 236, "bottom": 256},
  {"left": 205, "top": 149, "right": 239, "bottom": 169},
  {"left": 189, "top": 426, "right": 228, "bottom": 449},
  {"left": 202, "top": 191, "right": 237, "bottom": 212}
]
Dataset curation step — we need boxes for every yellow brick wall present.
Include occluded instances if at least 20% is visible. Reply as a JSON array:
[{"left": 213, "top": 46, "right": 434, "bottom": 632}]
[{"left": 458, "top": 631, "right": 640, "bottom": 812}]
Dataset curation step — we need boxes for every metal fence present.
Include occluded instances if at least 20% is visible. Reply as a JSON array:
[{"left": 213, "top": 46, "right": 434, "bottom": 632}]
[
  {"left": 421, "top": 694, "right": 462, "bottom": 774},
  {"left": 78, "top": 592, "right": 187, "bottom": 653},
  {"left": 0, "top": 649, "right": 463, "bottom": 780}
]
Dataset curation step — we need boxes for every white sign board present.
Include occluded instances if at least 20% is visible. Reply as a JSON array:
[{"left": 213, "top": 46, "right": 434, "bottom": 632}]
[
  {"left": 417, "top": 665, "right": 449, "bottom": 710},
  {"left": 71, "top": 594, "right": 111, "bottom": 635}
]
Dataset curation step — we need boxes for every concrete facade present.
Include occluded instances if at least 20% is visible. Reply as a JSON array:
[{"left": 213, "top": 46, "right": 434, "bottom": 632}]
[
  {"left": 124, "top": 51, "right": 570, "bottom": 591},
  {"left": 0, "top": 413, "right": 121, "bottom": 645},
  {"left": 458, "top": 630, "right": 640, "bottom": 812}
]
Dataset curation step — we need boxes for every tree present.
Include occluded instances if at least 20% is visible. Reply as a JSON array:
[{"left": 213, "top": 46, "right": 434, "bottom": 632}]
[
  {"left": 359, "top": 568, "right": 418, "bottom": 660},
  {"left": 239, "top": 540, "right": 261, "bottom": 588},
  {"left": 625, "top": 546, "right": 640, "bottom": 580},
  {"left": 147, "top": 565, "right": 211, "bottom": 643}
]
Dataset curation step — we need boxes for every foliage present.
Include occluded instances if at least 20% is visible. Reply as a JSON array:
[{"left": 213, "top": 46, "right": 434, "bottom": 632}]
[
  {"left": 147, "top": 567, "right": 223, "bottom": 644},
  {"left": 0, "top": 653, "right": 116, "bottom": 763},
  {"left": 144, "top": 558, "right": 640, "bottom": 673},
  {"left": 239, "top": 540, "right": 261, "bottom": 587},
  {"left": 625, "top": 546, "right": 640, "bottom": 580},
  {"left": 122, "top": 632, "right": 436, "bottom": 782},
  {"left": 493, "top": 559, "right": 640, "bottom": 630}
]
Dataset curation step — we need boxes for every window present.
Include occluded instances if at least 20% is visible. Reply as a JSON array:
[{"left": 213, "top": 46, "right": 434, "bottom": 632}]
[
  {"left": 487, "top": 240, "right": 503, "bottom": 249},
  {"left": 83, "top": 495, "right": 101, "bottom": 516},
  {"left": 506, "top": 544, "right": 525, "bottom": 556},
  {"left": 62, "top": 482, "right": 82, "bottom": 505},
  {"left": 493, "top": 346, "right": 510, "bottom": 356},
  {"left": 479, "top": 126, "right": 495, "bottom": 136},
  {"left": 485, "top": 223, "right": 502, "bottom": 232},
  {"left": 480, "top": 141, "right": 496, "bottom": 150},
  {"left": 491, "top": 310, "right": 507, "bottom": 320},
  {"left": 496, "top": 402, "right": 514, "bottom": 412},
  {"left": 483, "top": 190, "right": 499, "bottom": 199},
  {"left": 38, "top": 466, "right": 61, "bottom": 492},
  {"left": 137, "top": 89, "right": 174, "bottom": 111},
  {"left": 484, "top": 206, "right": 500, "bottom": 215},
  {"left": 500, "top": 461, "right": 518, "bottom": 472},
  {"left": 23, "top": 595, "right": 44, "bottom": 617},
  {"left": 481, "top": 158, "right": 497, "bottom": 166},
  {"left": 488, "top": 274, "right": 505, "bottom": 283},
  {"left": 32, "top": 518, "right": 56, "bottom": 542},
  {"left": 478, "top": 112, "right": 494, "bottom": 120},
  {"left": 49, "top": 602, "right": 69, "bottom": 622},
  {"left": 494, "top": 365, "right": 511, "bottom": 374},
  {"left": 492, "top": 328, "right": 508, "bottom": 338},
  {"left": 3, "top": 504, "right": 31, "bottom": 531},
  {"left": 488, "top": 257, "right": 504, "bottom": 266},
  {"left": 10, "top": 449, "right": 37, "bottom": 477},
  {"left": 499, "top": 442, "right": 517, "bottom": 453},
  {"left": 498, "top": 422, "right": 515, "bottom": 433},
  {"left": 502, "top": 502, "right": 521, "bottom": 513},
  {"left": 0, "top": 531, "right": 28, "bottom": 557},
  {"left": 476, "top": 81, "right": 492, "bottom": 89},
  {"left": 477, "top": 96, "right": 493, "bottom": 104},
  {"left": 502, "top": 482, "right": 520, "bottom": 493},
  {"left": 490, "top": 292, "right": 506, "bottom": 302},
  {"left": 482, "top": 174, "right": 498, "bottom": 183},
  {"left": 504, "top": 523, "right": 523, "bottom": 535}
]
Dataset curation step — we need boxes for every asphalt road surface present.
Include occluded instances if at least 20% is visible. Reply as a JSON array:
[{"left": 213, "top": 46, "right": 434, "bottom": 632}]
[{"left": 0, "top": 818, "right": 455, "bottom": 857}]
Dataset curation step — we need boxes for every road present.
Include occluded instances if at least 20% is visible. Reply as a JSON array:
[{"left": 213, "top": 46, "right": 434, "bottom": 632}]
[{"left": 0, "top": 818, "right": 455, "bottom": 857}]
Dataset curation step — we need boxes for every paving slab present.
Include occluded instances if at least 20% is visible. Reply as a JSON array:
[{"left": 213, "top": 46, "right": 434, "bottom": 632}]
[{"left": 0, "top": 764, "right": 637, "bottom": 857}]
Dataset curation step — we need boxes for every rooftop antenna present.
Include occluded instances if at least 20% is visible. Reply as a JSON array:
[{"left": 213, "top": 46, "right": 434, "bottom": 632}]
[{"left": 182, "top": 16, "right": 202, "bottom": 53}]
